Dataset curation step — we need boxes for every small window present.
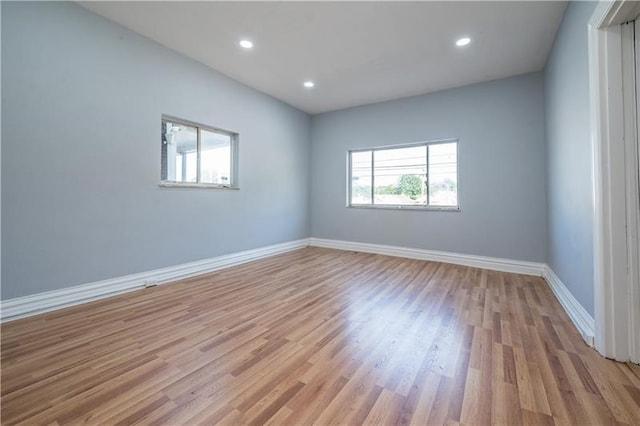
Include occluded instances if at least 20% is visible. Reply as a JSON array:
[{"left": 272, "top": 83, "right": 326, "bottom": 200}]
[
  {"left": 160, "top": 116, "right": 238, "bottom": 188},
  {"left": 348, "top": 140, "right": 458, "bottom": 209}
]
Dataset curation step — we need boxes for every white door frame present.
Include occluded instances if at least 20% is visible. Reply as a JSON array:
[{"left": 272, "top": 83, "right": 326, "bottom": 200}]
[{"left": 589, "top": 0, "right": 640, "bottom": 363}]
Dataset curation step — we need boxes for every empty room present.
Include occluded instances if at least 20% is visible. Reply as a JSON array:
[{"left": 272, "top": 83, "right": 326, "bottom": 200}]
[{"left": 2, "top": 0, "right": 640, "bottom": 425}]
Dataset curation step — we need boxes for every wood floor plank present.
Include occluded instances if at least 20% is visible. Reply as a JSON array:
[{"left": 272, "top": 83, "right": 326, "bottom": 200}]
[{"left": 2, "top": 247, "right": 639, "bottom": 425}]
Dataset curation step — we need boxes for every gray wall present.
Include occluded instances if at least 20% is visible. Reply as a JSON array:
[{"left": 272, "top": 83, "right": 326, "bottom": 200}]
[
  {"left": 544, "top": 1, "right": 598, "bottom": 316},
  {"left": 1, "top": 2, "right": 311, "bottom": 299},
  {"left": 310, "top": 73, "right": 547, "bottom": 263}
]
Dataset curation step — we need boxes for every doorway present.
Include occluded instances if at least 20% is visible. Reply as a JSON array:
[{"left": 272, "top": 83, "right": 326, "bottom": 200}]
[{"left": 590, "top": 1, "right": 640, "bottom": 364}]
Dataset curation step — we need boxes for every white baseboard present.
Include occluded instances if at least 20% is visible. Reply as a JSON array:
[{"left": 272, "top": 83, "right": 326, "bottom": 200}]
[
  {"left": 308, "top": 237, "right": 546, "bottom": 276},
  {"left": 0, "top": 239, "right": 309, "bottom": 323},
  {"left": 543, "top": 266, "right": 595, "bottom": 346},
  {"left": 309, "top": 238, "right": 594, "bottom": 346},
  {"left": 2, "top": 236, "right": 595, "bottom": 350}
]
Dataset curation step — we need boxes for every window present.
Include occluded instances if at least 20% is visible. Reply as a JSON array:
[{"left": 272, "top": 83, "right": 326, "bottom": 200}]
[
  {"left": 160, "top": 116, "right": 238, "bottom": 188},
  {"left": 348, "top": 140, "right": 458, "bottom": 209}
]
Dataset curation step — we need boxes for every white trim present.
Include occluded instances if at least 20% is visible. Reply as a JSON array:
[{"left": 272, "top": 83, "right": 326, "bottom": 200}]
[
  {"left": 589, "top": 0, "right": 640, "bottom": 362},
  {"left": 589, "top": 0, "right": 608, "bottom": 358},
  {"left": 623, "top": 20, "right": 640, "bottom": 364},
  {"left": 0, "top": 239, "right": 309, "bottom": 323},
  {"left": 347, "top": 205, "right": 460, "bottom": 212},
  {"left": 158, "top": 182, "right": 239, "bottom": 190},
  {"left": 308, "top": 238, "right": 545, "bottom": 276},
  {"left": 630, "top": 19, "right": 640, "bottom": 365},
  {"left": 592, "top": 0, "right": 640, "bottom": 28},
  {"left": 543, "top": 266, "right": 595, "bottom": 347}
]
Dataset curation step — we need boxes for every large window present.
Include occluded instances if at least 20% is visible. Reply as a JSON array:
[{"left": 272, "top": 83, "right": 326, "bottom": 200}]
[
  {"left": 348, "top": 140, "right": 458, "bottom": 209},
  {"left": 161, "top": 116, "right": 238, "bottom": 188}
]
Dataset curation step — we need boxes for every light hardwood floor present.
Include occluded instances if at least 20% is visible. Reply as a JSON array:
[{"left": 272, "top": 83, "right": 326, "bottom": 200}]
[{"left": 2, "top": 247, "right": 640, "bottom": 425}]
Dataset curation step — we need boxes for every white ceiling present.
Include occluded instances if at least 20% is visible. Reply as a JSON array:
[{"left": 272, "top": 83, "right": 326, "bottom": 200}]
[{"left": 79, "top": 1, "right": 567, "bottom": 114}]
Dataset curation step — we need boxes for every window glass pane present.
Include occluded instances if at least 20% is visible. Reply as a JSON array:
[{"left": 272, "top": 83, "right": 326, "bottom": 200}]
[
  {"left": 200, "top": 130, "right": 231, "bottom": 185},
  {"left": 176, "top": 154, "right": 183, "bottom": 181},
  {"left": 373, "top": 146, "right": 427, "bottom": 205},
  {"left": 163, "top": 121, "right": 197, "bottom": 182},
  {"left": 185, "top": 151, "right": 197, "bottom": 182},
  {"left": 428, "top": 142, "right": 458, "bottom": 206},
  {"left": 351, "top": 151, "right": 372, "bottom": 204}
]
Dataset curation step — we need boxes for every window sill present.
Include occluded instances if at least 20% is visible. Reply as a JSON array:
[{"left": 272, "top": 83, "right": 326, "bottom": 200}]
[
  {"left": 159, "top": 182, "right": 239, "bottom": 190},
  {"left": 347, "top": 204, "right": 460, "bottom": 212}
]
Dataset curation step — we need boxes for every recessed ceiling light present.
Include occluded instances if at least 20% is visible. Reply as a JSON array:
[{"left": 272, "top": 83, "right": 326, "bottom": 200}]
[
  {"left": 239, "top": 39, "right": 253, "bottom": 49},
  {"left": 303, "top": 81, "right": 315, "bottom": 88},
  {"left": 456, "top": 37, "right": 471, "bottom": 47}
]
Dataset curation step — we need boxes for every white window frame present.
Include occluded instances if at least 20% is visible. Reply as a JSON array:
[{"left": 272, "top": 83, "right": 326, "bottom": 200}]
[
  {"left": 346, "top": 139, "right": 460, "bottom": 211},
  {"left": 159, "top": 115, "right": 239, "bottom": 190}
]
